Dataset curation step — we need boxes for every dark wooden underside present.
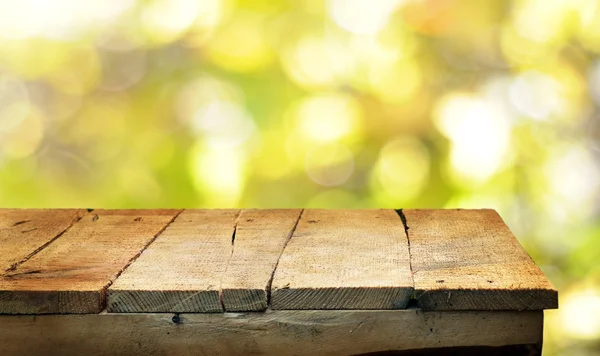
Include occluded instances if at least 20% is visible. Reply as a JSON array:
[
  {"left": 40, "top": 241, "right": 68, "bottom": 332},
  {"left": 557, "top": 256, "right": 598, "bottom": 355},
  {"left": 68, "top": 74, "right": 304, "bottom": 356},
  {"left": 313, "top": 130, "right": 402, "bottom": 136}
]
[{"left": 0, "top": 309, "right": 543, "bottom": 356}]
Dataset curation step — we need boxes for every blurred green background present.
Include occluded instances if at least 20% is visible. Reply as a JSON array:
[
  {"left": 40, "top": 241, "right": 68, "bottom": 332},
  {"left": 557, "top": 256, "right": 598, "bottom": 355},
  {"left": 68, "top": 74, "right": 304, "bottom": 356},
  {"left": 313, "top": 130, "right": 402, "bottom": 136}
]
[{"left": 0, "top": 0, "right": 599, "bottom": 354}]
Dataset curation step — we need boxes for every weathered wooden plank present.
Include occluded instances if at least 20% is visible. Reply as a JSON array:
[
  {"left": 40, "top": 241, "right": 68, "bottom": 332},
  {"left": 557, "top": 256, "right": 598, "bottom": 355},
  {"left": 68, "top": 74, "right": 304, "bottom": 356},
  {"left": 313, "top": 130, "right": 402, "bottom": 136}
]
[
  {"left": 107, "top": 209, "right": 239, "bottom": 313},
  {"left": 0, "top": 209, "right": 85, "bottom": 272},
  {"left": 404, "top": 209, "right": 558, "bottom": 311},
  {"left": 271, "top": 209, "right": 413, "bottom": 310},
  {"left": 0, "top": 209, "right": 180, "bottom": 314},
  {"left": 0, "top": 309, "right": 543, "bottom": 356},
  {"left": 221, "top": 209, "right": 302, "bottom": 311}
]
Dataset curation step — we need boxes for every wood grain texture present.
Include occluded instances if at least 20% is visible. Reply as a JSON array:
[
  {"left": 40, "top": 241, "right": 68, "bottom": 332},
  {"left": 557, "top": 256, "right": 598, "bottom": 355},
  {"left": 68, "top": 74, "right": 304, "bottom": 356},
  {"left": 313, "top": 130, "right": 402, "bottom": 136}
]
[
  {"left": 0, "top": 209, "right": 180, "bottom": 314},
  {"left": 0, "top": 209, "right": 85, "bottom": 272},
  {"left": 404, "top": 209, "right": 558, "bottom": 311},
  {"left": 271, "top": 209, "right": 413, "bottom": 310},
  {"left": 221, "top": 209, "right": 302, "bottom": 311},
  {"left": 0, "top": 309, "right": 543, "bottom": 356},
  {"left": 107, "top": 209, "right": 239, "bottom": 313}
]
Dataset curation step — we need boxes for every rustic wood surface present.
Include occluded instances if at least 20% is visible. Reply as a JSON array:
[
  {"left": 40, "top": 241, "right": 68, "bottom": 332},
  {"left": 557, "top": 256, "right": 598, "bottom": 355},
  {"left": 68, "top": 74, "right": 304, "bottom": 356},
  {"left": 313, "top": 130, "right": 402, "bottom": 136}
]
[
  {"left": 271, "top": 209, "right": 413, "bottom": 310},
  {"left": 0, "top": 208, "right": 557, "bottom": 313},
  {"left": 107, "top": 209, "right": 239, "bottom": 313},
  {"left": 0, "top": 209, "right": 85, "bottom": 272},
  {"left": 0, "top": 309, "right": 543, "bottom": 356},
  {"left": 0, "top": 209, "right": 180, "bottom": 314},
  {"left": 221, "top": 209, "right": 302, "bottom": 311},
  {"left": 403, "top": 209, "right": 558, "bottom": 311}
]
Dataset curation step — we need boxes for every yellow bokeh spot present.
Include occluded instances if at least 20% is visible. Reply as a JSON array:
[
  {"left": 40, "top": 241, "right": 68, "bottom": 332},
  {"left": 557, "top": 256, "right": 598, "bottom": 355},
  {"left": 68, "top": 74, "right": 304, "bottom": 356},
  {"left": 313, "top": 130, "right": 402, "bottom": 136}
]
[
  {"left": 0, "top": 39, "right": 70, "bottom": 79},
  {"left": 577, "top": 0, "right": 600, "bottom": 52},
  {"left": 189, "top": 143, "right": 246, "bottom": 206},
  {"left": 281, "top": 35, "right": 353, "bottom": 88},
  {"left": 0, "top": 1, "right": 135, "bottom": 40},
  {"left": 141, "top": 0, "right": 202, "bottom": 45},
  {"left": 544, "top": 145, "right": 600, "bottom": 218},
  {"left": 435, "top": 93, "right": 511, "bottom": 185},
  {"left": 305, "top": 143, "right": 354, "bottom": 186},
  {"left": 540, "top": 61, "right": 588, "bottom": 122},
  {"left": 204, "top": 12, "right": 273, "bottom": 72},
  {"left": 512, "top": 0, "right": 574, "bottom": 45},
  {"left": 295, "top": 93, "right": 362, "bottom": 143},
  {"left": 328, "top": 0, "right": 400, "bottom": 35},
  {"left": 375, "top": 21, "right": 417, "bottom": 61},
  {"left": 560, "top": 288, "right": 600, "bottom": 340},
  {"left": 191, "top": 100, "right": 256, "bottom": 148},
  {"left": 46, "top": 45, "right": 101, "bottom": 95},
  {"left": 371, "top": 136, "right": 430, "bottom": 203},
  {"left": 508, "top": 71, "right": 563, "bottom": 120},
  {"left": 369, "top": 59, "right": 421, "bottom": 103},
  {"left": 499, "top": 25, "right": 555, "bottom": 66},
  {"left": 185, "top": 0, "right": 230, "bottom": 47},
  {"left": 0, "top": 73, "right": 30, "bottom": 132},
  {"left": 0, "top": 105, "right": 44, "bottom": 159},
  {"left": 0, "top": 101, "right": 30, "bottom": 133},
  {"left": 176, "top": 75, "right": 244, "bottom": 122}
]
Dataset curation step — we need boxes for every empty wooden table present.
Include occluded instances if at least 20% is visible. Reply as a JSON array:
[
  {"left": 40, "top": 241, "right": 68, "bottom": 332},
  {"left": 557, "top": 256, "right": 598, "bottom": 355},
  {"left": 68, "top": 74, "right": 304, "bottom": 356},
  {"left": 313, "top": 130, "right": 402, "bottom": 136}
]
[{"left": 0, "top": 209, "right": 557, "bottom": 355}]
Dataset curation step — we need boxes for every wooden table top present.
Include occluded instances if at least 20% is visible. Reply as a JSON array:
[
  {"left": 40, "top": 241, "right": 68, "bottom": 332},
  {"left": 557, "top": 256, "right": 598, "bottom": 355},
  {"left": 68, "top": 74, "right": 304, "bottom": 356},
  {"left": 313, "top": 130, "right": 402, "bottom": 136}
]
[{"left": 0, "top": 209, "right": 557, "bottom": 314}]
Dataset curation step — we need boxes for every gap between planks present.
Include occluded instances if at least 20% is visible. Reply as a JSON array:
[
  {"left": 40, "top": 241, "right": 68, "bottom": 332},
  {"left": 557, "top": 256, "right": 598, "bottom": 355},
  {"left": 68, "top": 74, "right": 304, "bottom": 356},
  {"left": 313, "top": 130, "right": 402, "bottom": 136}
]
[
  {"left": 218, "top": 209, "right": 305, "bottom": 311},
  {"left": 3, "top": 210, "right": 88, "bottom": 274},
  {"left": 108, "top": 210, "right": 241, "bottom": 313},
  {"left": 0, "top": 210, "right": 183, "bottom": 314},
  {"left": 105, "top": 209, "right": 184, "bottom": 290},
  {"left": 219, "top": 209, "right": 304, "bottom": 311},
  {"left": 265, "top": 209, "right": 304, "bottom": 306}
]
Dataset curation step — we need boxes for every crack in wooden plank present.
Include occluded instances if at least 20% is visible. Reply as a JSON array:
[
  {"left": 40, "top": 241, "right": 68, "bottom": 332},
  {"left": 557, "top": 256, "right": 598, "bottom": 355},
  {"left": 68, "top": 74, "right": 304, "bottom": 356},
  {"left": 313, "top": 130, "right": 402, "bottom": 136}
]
[
  {"left": 219, "top": 210, "right": 242, "bottom": 310},
  {"left": 395, "top": 209, "right": 415, "bottom": 299},
  {"left": 4, "top": 266, "right": 97, "bottom": 279},
  {"left": 230, "top": 210, "right": 241, "bottom": 245},
  {"left": 266, "top": 209, "right": 304, "bottom": 307},
  {"left": 3, "top": 269, "right": 43, "bottom": 277},
  {"left": 3, "top": 211, "right": 88, "bottom": 274},
  {"left": 12, "top": 220, "right": 31, "bottom": 227}
]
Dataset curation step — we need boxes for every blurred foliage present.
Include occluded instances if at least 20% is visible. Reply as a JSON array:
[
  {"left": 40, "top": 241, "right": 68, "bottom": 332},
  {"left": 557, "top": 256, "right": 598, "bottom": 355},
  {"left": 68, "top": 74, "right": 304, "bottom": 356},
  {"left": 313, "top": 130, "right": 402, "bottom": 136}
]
[{"left": 0, "top": 0, "right": 599, "bottom": 354}]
